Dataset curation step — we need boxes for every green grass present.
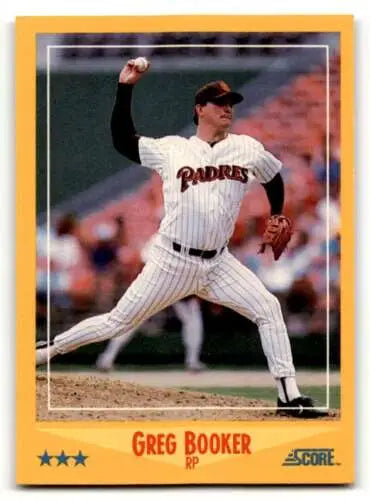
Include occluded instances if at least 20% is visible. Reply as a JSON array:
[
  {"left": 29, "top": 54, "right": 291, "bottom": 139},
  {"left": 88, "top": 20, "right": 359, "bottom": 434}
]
[{"left": 181, "top": 386, "right": 340, "bottom": 409}]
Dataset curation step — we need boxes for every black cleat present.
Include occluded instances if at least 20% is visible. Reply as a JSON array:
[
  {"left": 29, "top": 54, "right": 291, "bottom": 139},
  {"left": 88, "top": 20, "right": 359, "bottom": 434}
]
[
  {"left": 277, "top": 396, "right": 329, "bottom": 419},
  {"left": 36, "top": 339, "right": 54, "bottom": 348}
]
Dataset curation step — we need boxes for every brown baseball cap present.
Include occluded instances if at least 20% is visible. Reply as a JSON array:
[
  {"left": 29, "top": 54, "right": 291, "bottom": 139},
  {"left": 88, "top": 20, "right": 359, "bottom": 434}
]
[
  {"left": 195, "top": 80, "right": 244, "bottom": 106},
  {"left": 193, "top": 81, "right": 243, "bottom": 124}
]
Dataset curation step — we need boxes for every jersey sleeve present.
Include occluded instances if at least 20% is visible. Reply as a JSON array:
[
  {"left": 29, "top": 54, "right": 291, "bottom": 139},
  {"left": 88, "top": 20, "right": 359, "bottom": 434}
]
[
  {"left": 248, "top": 140, "right": 282, "bottom": 183},
  {"left": 138, "top": 136, "right": 171, "bottom": 173}
]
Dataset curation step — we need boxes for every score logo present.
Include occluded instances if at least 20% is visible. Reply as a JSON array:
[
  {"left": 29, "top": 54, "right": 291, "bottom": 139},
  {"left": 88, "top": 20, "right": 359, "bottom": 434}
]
[{"left": 282, "top": 448, "right": 337, "bottom": 466}]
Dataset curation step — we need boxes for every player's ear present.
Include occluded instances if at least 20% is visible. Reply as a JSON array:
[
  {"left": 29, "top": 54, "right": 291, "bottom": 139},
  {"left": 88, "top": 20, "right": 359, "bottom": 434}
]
[{"left": 195, "top": 103, "right": 205, "bottom": 123}]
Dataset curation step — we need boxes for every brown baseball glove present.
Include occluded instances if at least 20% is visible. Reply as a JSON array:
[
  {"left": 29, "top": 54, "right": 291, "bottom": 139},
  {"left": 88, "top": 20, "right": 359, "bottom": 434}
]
[{"left": 259, "top": 215, "right": 293, "bottom": 261}]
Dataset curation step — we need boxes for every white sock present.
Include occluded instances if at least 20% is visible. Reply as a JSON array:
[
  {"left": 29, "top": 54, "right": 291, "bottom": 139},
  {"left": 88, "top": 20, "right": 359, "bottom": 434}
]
[
  {"left": 276, "top": 377, "right": 301, "bottom": 402},
  {"left": 36, "top": 344, "right": 58, "bottom": 366}
]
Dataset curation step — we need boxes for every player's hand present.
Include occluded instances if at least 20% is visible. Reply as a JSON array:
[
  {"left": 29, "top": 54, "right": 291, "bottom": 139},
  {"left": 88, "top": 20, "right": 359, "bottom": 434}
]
[{"left": 119, "top": 58, "right": 150, "bottom": 85}]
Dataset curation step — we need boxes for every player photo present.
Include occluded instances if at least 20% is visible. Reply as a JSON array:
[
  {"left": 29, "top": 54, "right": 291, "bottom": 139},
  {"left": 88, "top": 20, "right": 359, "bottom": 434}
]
[{"left": 17, "top": 16, "right": 354, "bottom": 485}]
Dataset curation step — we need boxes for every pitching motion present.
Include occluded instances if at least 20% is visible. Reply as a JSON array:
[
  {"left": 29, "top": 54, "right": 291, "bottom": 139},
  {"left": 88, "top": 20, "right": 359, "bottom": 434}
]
[{"left": 37, "top": 57, "right": 328, "bottom": 418}]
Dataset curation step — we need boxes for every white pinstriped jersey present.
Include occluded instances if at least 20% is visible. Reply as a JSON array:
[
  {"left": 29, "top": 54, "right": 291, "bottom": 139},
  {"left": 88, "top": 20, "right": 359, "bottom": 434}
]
[
  {"left": 53, "top": 137, "right": 294, "bottom": 380},
  {"left": 139, "top": 133, "right": 282, "bottom": 250}
]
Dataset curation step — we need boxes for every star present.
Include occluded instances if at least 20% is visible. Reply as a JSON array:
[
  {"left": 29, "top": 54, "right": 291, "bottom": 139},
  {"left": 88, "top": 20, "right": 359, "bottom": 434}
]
[
  {"left": 38, "top": 450, "right": 52, "bottom": 466},
  {"left": 56, "top": 450, "right": 70, "bottom": 466},
  {"left": 72, "top": 450, "right": 88, "bottom": 466}
]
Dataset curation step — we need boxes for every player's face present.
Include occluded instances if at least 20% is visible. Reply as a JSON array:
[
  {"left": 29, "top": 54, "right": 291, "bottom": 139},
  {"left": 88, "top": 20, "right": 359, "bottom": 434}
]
[{"left": 197, "top": 100, "right": 234, "bottom": 130}]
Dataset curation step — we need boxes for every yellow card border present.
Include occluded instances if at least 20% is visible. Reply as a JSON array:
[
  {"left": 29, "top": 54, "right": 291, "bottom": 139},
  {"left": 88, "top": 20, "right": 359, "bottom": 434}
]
[{"left": 16, "top": 15, "right": 354, "bottom": 485}]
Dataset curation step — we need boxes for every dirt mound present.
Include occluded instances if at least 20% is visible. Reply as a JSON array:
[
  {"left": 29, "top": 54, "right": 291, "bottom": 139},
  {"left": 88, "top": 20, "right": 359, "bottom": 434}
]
[{"left": 36, "top": 373, "right": 339, "bottom": 421}]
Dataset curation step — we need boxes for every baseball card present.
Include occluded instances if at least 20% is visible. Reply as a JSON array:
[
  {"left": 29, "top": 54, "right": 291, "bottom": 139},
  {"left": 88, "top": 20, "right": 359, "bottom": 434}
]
[{"left": 16, "top": 15, "right": 354, "bottom": 485}]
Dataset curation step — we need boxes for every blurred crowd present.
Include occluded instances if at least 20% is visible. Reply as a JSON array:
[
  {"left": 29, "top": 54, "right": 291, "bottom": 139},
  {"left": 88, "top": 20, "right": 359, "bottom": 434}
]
[
  {"left": 231, "top": 54, "right": 340, "bottom": 336},
  {"left": 37, "top": 55, "right": 340, "bottom": 338}
]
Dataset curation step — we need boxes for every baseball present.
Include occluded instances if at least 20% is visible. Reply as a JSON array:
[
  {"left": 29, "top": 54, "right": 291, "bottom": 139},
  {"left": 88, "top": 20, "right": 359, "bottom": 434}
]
[{"left": 134, "top": 57, "right": 149, "bottom": 73}]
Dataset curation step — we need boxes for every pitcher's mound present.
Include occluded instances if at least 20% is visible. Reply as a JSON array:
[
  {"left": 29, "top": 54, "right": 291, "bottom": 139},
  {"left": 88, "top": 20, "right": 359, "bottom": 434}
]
[{"left": 36, "top": 373, "right": 339, "bottom": 421}]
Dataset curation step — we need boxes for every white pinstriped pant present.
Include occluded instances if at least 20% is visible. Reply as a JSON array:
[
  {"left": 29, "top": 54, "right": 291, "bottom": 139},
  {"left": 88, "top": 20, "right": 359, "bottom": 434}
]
[{"left": 54, "top": 235, "right": 295, "bottom": 378}]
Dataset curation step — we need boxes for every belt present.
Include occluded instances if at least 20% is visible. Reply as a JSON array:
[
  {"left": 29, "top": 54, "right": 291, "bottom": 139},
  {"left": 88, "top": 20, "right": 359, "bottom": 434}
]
[{"left": 172, "top": 242, "right": 225, "bottom": 259}]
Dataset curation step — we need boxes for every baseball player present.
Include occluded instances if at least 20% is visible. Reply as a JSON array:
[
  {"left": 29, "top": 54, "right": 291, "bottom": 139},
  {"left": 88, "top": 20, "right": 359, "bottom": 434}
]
[{"left": 37, "top": 58, "right": 328, "bottom": 418}]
